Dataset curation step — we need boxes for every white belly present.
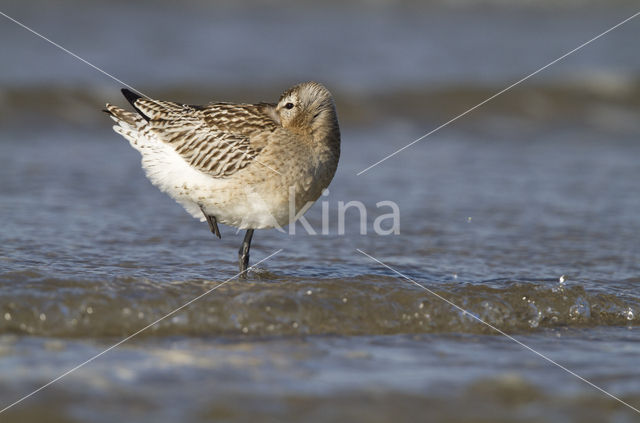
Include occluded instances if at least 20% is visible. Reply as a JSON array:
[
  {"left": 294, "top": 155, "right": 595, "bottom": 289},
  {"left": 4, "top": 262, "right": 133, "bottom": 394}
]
[{"left": 129, "top": 131, "right": 307, "bottom": 230}]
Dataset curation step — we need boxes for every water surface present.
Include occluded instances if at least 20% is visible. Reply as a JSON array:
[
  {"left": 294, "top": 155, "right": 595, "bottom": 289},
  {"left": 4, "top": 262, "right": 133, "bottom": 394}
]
[{"left": 1, "top": 1, "right": 640, "bottom": 421}]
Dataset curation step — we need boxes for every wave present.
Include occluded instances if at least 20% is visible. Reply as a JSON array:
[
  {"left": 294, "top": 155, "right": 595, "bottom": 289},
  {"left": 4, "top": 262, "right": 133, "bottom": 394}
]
[
  {"left": 1, "top": 77, "right": 639, "bottom": 129},
  {"left": 0, "top": 270, "right": 637, "bottom": 338}
]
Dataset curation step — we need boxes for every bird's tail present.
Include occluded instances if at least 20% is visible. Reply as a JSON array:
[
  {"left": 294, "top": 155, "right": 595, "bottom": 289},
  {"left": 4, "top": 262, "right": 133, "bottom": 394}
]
[{"left": 103, "top": 103, "right": 146, "bottom": 149}]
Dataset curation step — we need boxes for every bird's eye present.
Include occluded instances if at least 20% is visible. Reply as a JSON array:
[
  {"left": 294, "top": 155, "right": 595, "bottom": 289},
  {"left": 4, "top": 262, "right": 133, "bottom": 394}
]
[{"left": 285, "top": 102, "right": 294, "bottom": 110}]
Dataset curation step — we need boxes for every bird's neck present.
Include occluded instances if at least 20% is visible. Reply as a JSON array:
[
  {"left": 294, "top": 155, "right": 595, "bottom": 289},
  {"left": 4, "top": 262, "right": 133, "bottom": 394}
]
[{"left": 310, "top": 108, "right": 340, "bottom": 151}]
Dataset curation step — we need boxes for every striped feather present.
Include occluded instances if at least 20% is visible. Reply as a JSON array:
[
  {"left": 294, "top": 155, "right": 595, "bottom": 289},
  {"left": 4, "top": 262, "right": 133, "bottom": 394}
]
[{"left": 121, "top": 98, "right": 280, "bottom": 178}]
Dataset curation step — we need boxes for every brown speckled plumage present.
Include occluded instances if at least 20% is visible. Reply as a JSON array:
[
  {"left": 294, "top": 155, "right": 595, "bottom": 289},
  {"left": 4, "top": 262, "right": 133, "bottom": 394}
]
[
  {"left": 117, "top": 99, "right": 282, "bottom": 178},
  {"left": 105, "top": 82, "right": 340, "bottom": 271},
  {"left": 105, "top": 81, "right": 340, "bottom": 273}
]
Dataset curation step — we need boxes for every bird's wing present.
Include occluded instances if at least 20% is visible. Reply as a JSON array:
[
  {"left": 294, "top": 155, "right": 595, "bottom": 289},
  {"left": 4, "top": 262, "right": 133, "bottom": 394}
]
[{"left": 124, "top": 90, "right": 279, "bottom": 178}]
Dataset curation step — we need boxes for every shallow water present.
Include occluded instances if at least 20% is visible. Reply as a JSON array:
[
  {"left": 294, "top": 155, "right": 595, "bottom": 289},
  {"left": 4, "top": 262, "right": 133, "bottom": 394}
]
[
  {"left": 1, "top": 1, "right": 640, "bottom": 422},
  {"left": 2, "top": 123, "right": 640, "bottom": 421}
]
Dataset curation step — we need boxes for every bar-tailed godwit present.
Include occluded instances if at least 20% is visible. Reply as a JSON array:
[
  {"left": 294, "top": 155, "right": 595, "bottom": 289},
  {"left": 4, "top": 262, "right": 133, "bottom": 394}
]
[{"left": 105, "top": 82, "right": 340, "bottom": 275}]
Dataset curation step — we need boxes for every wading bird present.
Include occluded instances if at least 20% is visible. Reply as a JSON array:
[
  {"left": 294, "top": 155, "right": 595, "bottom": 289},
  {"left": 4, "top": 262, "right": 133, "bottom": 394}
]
[{"left": 105, "top": 82, "right": 340, "bottom": 276}]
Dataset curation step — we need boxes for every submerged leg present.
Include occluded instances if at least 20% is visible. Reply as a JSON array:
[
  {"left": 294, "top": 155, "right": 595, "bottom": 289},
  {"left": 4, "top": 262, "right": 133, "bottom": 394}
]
[
  {"left": 238, "top": 229, "right": 254, "bottom": 277},
  {"left": 200, "top": 206, "right": 221, "bottom": 239}
]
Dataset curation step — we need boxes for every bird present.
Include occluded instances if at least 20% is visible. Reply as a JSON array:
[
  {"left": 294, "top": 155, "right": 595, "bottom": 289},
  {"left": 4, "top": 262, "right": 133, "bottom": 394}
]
[{"left": 104, "top": 82, "right": 341, "bottom": 276}]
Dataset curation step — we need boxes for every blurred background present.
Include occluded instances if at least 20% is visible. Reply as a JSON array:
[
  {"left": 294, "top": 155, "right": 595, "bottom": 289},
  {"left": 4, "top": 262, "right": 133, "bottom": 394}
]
[{"left": 1, "top": 0, "right": 639, "bottom": 422}]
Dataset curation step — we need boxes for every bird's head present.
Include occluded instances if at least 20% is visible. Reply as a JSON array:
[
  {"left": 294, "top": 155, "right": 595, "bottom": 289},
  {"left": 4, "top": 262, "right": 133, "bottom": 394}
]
[{"left": 275, "top": 82, "right": 339, "bottom": 138}]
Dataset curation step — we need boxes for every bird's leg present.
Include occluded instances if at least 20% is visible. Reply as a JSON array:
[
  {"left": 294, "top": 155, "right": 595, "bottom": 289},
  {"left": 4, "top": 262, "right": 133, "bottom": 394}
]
[
  {"left": 238, "top": 229, "right": 254, "bottom": 278},
  {"left": 200, "top": 206, "right": 221, "bottom": 239}
]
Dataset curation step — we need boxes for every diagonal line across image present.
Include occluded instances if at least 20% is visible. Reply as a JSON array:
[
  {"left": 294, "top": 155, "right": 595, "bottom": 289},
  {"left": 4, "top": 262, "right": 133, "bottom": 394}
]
[
  {"left": 356, "top": 248, "right": 640, "bottom": 415},
  {"left": 2, "top": 3, "right": 639, "bottom": 418},
  {"left": 0, "top": 11, "right": 283, "bottom": 177},
  {"left": 356, "top": 11, "right": 640, "bottom": 176},
  {"left": 0, "top": 249, "right": 283, "bottom": 414}
]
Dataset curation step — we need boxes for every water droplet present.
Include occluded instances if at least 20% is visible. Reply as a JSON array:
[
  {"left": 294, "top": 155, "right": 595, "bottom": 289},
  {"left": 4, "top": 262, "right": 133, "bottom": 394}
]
[
  {"left": 138, "top": 312, "right": 144, "bottom": 319},
  {"left": 419, "top": 303, "right": 424, "bottom": 309},
  {"left": 559, "top": 275, "right": 566, "bottom": 283},
  {"left": 3, "top": 313, "right": 11, "bottom": 321},
  {"left": 171, "top": 315, "right": 187, "bottom": 325},
  {"left": 241, "top": 327, "right": 248, "bottom": 334},
  {"left": 527, "top": 303, "right": 541, "bottom": 328},
  {"left": 86, "top": 307, "right": 93, "bottom": 315},
  {"left": 569, "top": 297, "right": 590, "bottom": 320},
  {"left": 625, "top": 308, "right": 634, "bottom": 321},
  {"left": 292, "top": 322, "right": 299, "bottom": 329},
  {"left": 452, "top": 273, "right": 458, "bottom": 279},
  {"left": 122, "top": 307, "right": 131, "bottom": 316},
  {"left": 467, "top": 217, "right": 472, "bottom": 223},
  {"left": 265, "top": 306, "right": 271, "bottom": 312},
  {"left": 39, "top": 313, "right": 46, "bottom": 321},
  {"left": 306, "top": 290, "right": 312, "bottom": 295},
  {"left": 342, "top": 297, "right": 348, "bottom": 303}
]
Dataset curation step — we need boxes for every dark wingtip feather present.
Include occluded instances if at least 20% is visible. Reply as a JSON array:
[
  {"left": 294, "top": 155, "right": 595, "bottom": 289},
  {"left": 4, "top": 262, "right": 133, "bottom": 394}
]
[
  {"left": 121, "top": 88, "right": 142, "bottom": 105},
  {"left": 121, "top": 88, "right": 150, "bottom": 121}
]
